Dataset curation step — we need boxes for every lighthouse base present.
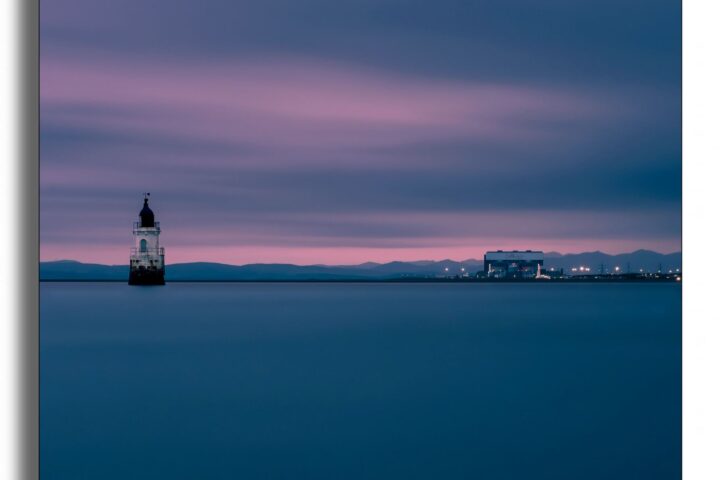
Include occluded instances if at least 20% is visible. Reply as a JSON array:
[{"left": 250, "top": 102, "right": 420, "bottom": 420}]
[{"left": 129, "top": 267, "right": 165, "bottom": 286}]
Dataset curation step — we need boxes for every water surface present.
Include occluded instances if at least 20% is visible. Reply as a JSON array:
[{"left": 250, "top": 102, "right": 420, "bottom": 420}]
[{"left": 41, "top": 283, "right": 681, "bottom": 479}]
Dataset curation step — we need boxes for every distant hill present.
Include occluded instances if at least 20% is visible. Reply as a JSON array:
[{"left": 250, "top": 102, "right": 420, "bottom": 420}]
[
  {"left": 40, "top": 260, "right": 129, "bottom": 281},
  {"left": 40, "top": 250, "right": 681, "bottom": 281}
]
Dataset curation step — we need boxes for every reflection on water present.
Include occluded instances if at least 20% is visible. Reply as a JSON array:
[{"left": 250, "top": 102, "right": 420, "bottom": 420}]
[{"left": 41, "top": 283, "right": 681, "bottom": 480}]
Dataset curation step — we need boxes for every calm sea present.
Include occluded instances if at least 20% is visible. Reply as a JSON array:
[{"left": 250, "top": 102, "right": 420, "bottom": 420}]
[{"left": 40, "top": 283, "right": 681, "bottom": 479}]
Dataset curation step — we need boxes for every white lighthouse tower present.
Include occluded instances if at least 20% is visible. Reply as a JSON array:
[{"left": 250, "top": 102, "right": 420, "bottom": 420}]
[{"left": 129, "top": 193, "right": 165, "bottom": 285}]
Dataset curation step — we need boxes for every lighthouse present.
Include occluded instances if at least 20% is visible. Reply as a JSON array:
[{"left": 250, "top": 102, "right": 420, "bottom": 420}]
[{"left": 129, "top": 194, "right": 165, "bottom": 285}]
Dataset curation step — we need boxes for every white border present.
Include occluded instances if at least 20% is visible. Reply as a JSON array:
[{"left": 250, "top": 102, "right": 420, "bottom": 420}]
[{"left": 684, "top": 1, "right": 720, "bottom": 478}]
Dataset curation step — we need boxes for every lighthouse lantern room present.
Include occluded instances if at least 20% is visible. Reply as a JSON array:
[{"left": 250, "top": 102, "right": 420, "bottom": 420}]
[{"left": 129, "top": 193, "right": 165, "bottom": 285}]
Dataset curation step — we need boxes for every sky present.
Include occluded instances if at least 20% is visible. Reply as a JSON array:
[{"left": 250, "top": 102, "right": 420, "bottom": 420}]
[{"left": 40, "top": 0, "right": 681, "bottom": 265}]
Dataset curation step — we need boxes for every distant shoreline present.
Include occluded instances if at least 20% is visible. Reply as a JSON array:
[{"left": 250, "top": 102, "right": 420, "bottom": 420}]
[
  {"left": 40, "top": 276, "right": 680, "bottom": 284},
  {"left": 39, "top": 251, "right": 683, "bottom": 283}
]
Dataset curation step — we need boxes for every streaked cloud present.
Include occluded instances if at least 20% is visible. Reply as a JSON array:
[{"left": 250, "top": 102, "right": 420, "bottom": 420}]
[{"left": 40, "top": 0, "right": 681, "bottom": 263}]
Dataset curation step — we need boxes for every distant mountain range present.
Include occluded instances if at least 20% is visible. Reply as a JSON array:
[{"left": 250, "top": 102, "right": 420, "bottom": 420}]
[{"left": 40, "top": 250, "right": 681, "bottom": 281}]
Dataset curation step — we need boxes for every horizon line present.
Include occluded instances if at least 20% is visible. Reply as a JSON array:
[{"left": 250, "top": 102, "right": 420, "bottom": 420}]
[{"left": 41, "top": 248, "right": 683, "bottom": 268}]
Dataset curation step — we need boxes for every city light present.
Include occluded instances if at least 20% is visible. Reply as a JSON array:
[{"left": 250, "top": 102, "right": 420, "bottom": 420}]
[{"left": 473, "top": 250, "right": 678, "bottom": 282}]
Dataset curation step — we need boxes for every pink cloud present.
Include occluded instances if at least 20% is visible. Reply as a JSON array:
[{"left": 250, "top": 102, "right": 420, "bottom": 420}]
[
  {"left": 41, "top": 55, "right": 618, "bottom": 150},
  {"left": 40, "top": 240, "right": 681, "bottom": 266},
  {"left": 40, "top": 208, "right": 680, "bottom": 265},
  {"left": 39, "top": 53, "right": 674, "bottom": 264}
]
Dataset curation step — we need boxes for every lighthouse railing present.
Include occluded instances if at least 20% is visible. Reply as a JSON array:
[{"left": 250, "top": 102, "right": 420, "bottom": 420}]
[
  {"left": 133, "top": 221, "right": 161, "bottom": 231},
  {"left": 130, "top": 247, "right": 165, "bottom": 256}
]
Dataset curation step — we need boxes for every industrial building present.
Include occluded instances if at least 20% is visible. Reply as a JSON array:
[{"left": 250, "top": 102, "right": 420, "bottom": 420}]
[{"left": 484, "top": 250, "right": 544, "bottom": 279}]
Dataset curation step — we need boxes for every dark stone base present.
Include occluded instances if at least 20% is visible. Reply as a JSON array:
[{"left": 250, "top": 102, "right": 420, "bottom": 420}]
[{"left": 129, "top": 268, "right": 165, "bottom": 285}]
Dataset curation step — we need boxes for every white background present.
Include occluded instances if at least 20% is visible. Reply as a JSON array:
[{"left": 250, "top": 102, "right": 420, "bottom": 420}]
[
  {"left": 1, "top": 0, "right": 719, "bottom": 478},
  {"left": 683, "top": 1, "right": 720, "bottom": 478}
]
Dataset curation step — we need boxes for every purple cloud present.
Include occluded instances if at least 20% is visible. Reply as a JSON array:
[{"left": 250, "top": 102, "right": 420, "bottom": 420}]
[{"left": 40, "top": 0, "right": 680, "bottom": 264}]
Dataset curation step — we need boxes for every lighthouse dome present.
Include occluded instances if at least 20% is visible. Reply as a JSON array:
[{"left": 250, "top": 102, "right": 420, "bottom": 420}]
[{"left": 139, "top": 198, "right": 155, "bottom": 227}]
